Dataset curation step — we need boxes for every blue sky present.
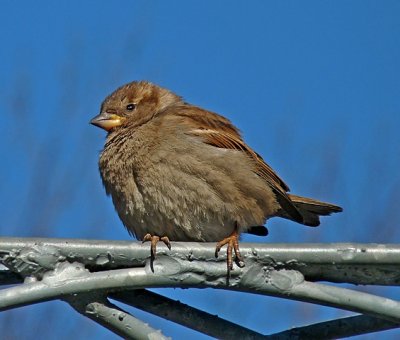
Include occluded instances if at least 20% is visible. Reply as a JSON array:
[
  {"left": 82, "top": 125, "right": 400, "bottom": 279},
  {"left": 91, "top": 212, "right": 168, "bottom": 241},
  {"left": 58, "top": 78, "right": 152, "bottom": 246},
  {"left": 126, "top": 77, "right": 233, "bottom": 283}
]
[{"left": 1, "top": 1, "right": 400, "bottom": 338}]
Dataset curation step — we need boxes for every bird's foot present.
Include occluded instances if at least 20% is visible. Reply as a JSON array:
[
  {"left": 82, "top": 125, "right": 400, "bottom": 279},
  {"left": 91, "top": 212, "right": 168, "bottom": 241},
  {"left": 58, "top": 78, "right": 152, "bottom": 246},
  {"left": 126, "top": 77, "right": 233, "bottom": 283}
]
[
  {"left": 215, "top": 224, "right": 245, "bottom": 278},
  {"left": 142, "top": 234, "right": 171, "bottom": 272}
]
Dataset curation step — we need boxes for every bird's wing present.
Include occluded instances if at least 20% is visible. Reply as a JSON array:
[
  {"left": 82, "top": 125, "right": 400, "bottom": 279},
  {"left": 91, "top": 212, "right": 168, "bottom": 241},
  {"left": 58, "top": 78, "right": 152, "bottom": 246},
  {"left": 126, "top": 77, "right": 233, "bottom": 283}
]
[
  {"left": 189, "top": 127, "right": 290, "bottom": 193},
  {"left": 174, "top": 106, "right": 303, "bottom": 223}
]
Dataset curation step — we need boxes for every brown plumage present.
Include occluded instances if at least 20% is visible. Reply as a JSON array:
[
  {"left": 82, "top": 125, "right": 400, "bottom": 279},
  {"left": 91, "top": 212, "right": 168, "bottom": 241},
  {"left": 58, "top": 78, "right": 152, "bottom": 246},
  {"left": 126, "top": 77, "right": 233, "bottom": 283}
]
[{"left": 91, "top": 81, "right": 342, "bottom": 271}]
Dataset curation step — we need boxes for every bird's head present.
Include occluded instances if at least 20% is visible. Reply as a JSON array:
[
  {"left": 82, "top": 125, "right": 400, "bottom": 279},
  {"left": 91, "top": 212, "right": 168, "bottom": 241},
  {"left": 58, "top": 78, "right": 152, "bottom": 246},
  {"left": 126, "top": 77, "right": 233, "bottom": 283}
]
[{"left": 90, "top": 81, "right": 182, "bottom": 132}]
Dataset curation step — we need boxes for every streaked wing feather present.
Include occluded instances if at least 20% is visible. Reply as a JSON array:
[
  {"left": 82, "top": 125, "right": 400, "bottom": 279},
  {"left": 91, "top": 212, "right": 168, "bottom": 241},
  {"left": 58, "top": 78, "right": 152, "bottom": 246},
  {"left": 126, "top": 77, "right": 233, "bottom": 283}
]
[
  {"left": 173, "top": 105, "right": 304, "bottom": 224},
  {"left": 189, "top": 128, "right": 290, "bottom": 194}
]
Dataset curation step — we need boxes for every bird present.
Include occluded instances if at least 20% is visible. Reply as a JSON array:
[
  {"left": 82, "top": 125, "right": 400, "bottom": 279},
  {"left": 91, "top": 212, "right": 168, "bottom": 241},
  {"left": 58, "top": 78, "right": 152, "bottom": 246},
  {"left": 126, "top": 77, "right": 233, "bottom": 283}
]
[{"left": 91, "top": 81, "right": 342, "bottom": 273}]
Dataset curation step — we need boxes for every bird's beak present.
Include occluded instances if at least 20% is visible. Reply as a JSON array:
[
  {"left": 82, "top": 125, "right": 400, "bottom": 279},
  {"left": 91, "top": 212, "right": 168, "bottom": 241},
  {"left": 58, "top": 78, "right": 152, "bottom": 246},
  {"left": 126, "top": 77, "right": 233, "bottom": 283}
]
[{"left": 90, "top": 112, "right": 126, "bottom": 131}]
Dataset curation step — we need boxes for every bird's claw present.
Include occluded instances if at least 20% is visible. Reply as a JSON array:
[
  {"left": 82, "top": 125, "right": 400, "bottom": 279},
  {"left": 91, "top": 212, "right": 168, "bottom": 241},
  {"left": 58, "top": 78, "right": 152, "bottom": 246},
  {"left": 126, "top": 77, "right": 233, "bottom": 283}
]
[
  {"left": 142, "top": 234, "right": 171, "bottom": 272},
  {"left": 215, "top": 225, "right": 244, "bottom": 279}
]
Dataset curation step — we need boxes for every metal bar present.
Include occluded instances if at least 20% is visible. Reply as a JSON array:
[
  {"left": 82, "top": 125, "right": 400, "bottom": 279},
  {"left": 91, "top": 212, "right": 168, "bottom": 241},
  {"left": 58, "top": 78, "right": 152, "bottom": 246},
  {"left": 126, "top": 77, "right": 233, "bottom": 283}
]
[
  {"left": 239, "top": 268, "right": 400, "bottom": 323},
  {"left": 1, "top": 238, "right": 400, "bottom": 285},
  {"left": 110, "top": 289, "right": 265, "bottom": 339},
  {"left": 67, "top": 294, "right": 169, "bottom": 340},
  {"left": 1, "top": 259, "right": 400, "bottom": 325},
  {"left": 268, "top": 314, "right": 400, "bottom": 339},
  {"left": 2, "top": 238, "right": 400, "bottom": 338}
]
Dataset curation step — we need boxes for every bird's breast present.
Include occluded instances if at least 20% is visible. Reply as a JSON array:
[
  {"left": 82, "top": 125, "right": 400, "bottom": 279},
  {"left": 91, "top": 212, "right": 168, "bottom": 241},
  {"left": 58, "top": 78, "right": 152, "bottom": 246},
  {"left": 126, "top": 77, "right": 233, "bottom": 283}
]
[{"left": 98, "top": 128, "right": 278, "bottom": 241}]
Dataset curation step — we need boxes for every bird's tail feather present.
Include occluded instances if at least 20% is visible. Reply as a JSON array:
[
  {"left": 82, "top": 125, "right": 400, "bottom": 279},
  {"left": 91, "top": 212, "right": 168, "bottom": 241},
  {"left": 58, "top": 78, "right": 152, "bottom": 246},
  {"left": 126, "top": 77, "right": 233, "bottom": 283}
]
[{"left": 283, "top": 194, "right": 343, "bottom": 227}]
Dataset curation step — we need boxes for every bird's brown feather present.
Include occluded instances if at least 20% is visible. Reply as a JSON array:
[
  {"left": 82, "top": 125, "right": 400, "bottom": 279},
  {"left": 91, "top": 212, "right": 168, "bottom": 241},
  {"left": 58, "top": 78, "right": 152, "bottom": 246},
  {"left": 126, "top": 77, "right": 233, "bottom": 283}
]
[{"left": 173, "top": 105, "right": 304, "bottom": 224}]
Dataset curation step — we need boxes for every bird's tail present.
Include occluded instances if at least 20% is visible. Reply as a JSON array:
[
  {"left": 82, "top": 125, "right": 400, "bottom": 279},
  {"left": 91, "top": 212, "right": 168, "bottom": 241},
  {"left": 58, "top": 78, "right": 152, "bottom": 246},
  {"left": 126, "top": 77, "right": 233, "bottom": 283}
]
[{"left": 285, "top": 194, "right": 343, "bottom": 227}]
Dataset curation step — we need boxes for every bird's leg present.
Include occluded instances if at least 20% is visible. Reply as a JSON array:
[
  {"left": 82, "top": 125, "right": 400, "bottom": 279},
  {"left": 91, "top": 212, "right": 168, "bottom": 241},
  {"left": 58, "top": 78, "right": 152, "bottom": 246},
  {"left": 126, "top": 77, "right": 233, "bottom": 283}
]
[
  {"left": 215, "top": 222, "right": 245, "bottom": 276},
  {"left": 142, "top": 234, "right": 171, "bottom": 272}
]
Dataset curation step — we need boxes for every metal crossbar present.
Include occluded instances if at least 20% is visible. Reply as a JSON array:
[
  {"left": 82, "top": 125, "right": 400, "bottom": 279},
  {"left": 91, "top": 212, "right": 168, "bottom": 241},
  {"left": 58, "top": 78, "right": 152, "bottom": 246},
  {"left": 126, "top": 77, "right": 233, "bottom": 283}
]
[{"left": 0, "top": 237, "right": 399, "bottom": 339}]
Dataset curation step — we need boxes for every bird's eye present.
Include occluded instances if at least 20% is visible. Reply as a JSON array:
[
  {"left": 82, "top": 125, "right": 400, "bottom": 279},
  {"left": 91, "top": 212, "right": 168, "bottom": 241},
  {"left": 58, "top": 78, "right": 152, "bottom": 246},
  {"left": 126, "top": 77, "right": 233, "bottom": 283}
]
[{"left": 126, "top": 103, "right": 136, "bottom": 111}]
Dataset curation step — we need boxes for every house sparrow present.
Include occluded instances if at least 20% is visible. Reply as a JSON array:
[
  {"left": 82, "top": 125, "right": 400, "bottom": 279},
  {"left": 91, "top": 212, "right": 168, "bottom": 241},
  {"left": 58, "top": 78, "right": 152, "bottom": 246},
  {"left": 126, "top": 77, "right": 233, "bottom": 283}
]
[{"left": 91, "top": 81, "right": 342, "bottom": 272}]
